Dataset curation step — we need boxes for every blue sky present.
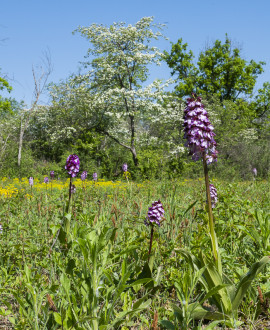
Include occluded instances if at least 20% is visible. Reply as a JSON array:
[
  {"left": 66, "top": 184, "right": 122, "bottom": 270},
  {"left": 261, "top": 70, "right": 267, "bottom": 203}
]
[{"left": 1, "top": 0, "right": 270, "bottom": 106}]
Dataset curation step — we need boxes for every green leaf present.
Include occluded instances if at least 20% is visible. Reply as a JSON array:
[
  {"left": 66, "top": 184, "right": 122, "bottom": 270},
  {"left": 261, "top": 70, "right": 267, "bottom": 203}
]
[
  {"left": 50, "top": 224, "right": 61, "bottom": 236},
  {"left": 54, "top": 312, "right": 62, "bottom": 325},
  {"left": 198, "top": 253, "right": 232, "bottom": 314},
  {"left": 77, "top": 238, "right": 89, "bottom": 261},
  {"left": 182, "top": 200, "right": 197, "bottom": 217},
  {"left": 137, "top": 262, "right": 152, "bottom": 280},
  {"left": 66, "top": 258, "right": 76, "bottom": 275},
  {"left": 232, "top": 256, "right": 270, "bottom": 311},
  {"left": 60, "top": 273, "right": 71, "bottom": 298},
  {"left": 108, "top": 299, "right": 151, "bottom": 328},
  {"left": 202, "top": 320, "right": 224, "bottom": 329},
  {"left": 175, "top": 248, "right": 201, "bottom": 273},
  {"left": 106, "top": 270, "right": 132, "bottom": 322},
  {"left": 129, "top": 278, "right": 153, "bottom": 288},
  {"left": 9, "top": 290, "right": 33, "bottom": 325},
  {"left": 24, "top": 264, "right": 31, "bottom": 283},
  {"left": 103, "top": 269, "right": 114, "bottom": 285},
  {"left": 237, "top": 225, "right": 261, "bottom": 244},
  {"left": 199, "top": 284, "right": 231, "bottom": 305},
  {"left": 171, "top": 303, "right": 183, "bottom": 322},
  {"left": 58, "top": 226, "right": 67, "bottom": 244},
  {"left": 155, "top": 266, "right": 163, "bottom": 285},
  {"left": 8, "top": 317, "right": 15, "bottom": 325},
  {"left": 65, "top": 213, "right": 72, "bottom": 221},
  {"left": 121, "top": 257, "right": 127, "bottom": 278},
  {"left": 188, "top": 303, "right": 228, "bottom": 321},
  {"left": 160, "top": 320, "right": 176, "bottom": 329},
  {"left": 133, "top": 295, "right": 150, "bottom": 310}
]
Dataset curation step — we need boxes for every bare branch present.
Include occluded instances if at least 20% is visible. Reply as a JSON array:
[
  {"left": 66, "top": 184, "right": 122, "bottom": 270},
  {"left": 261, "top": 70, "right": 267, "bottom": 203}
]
[
  {"left": 18, "top": 51, "right": 53, "bottom": 167},
  {"left": 32, "top": 49, "right": 53, "bottom": 104},
  {"left": 101, "top": 130, "right": 132, "bottom": 151}
]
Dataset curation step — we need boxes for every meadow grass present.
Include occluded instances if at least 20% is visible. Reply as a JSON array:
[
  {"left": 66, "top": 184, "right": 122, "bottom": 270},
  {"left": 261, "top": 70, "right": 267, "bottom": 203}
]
[{"left": 0, "top": 177, "right": 269, "bottom": 329}]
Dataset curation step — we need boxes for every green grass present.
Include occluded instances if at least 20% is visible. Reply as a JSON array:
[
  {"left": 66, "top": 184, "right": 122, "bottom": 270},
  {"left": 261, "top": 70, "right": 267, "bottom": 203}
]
[{"left": 0, "top": 178, "right": 269, "bottom": 329}]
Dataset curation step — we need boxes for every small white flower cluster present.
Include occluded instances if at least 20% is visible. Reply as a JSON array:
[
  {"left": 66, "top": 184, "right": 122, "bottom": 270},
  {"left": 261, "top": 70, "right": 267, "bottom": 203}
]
[
  {"left": 169, "top": 145, "right": 185, "bottom": 156},
  {"left": 239, "top": 128, "right": 258, "bottom": 142}
]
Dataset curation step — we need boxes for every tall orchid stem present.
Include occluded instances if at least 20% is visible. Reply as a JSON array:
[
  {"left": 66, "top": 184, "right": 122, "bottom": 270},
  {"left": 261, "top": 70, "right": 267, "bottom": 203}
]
[
  {"left": 202, "top": 153, "right": 220, "bottom": 271},
  {"left": 148, "top": 226, "right": 154, "bottom": 262},
  {"left": 47, "top": 176, "right": 72, "bottom": 257},
  {"left": 67, "top": 176, "right": 72, "bottom": 213}
]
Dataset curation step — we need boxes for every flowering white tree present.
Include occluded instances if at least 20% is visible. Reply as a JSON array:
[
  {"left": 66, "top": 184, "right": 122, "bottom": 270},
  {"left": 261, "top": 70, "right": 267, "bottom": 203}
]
[
  {"left": 0, "top": 115, "right": 17, "bottom": 166},
  {"left": 65, "top": 17, "right": 177, "bottom": 166}
]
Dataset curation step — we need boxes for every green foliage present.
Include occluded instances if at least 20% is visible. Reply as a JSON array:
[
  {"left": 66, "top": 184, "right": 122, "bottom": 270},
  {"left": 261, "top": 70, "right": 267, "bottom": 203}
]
[
  {"left": 237, "top": 210, "right": 270, "bottom": 253},
  {"left": 0, "top": 73, "right": 12, "bottom": 115},
  {"left": 138, "top": 148, "right": 166, "bottom": 179},
  {"left": 200, "top": 95, "right": 269, "bottom": 179},
  {"left": 164, "top": 38, "right": 199, "bottom": 98},
  {"left": 170, "top": 249, "right": 270, "bottom": 328},
  {"left": 254, "top": 82, "right": 270, "bottom": 119},
  {"left": 165, "top": 35, "right": 265, "bottom": 101},
  {"left": 1, "top": 20, "right": 268, "bottom": 181},
  {"left": 0, "top": 179, "right": 270, "bottom": 328}
]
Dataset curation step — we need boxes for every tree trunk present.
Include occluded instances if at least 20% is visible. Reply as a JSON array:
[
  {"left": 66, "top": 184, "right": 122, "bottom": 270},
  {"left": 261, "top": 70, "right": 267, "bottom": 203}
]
[
  {"left": 18, "top": 118, "right": 24, "bottom": 167},
  {"left": 131, "top": 147, "right": 138, "bottom": 166},
  {"left": 129, "top": 114, "right": 138, "bottom": 166}
]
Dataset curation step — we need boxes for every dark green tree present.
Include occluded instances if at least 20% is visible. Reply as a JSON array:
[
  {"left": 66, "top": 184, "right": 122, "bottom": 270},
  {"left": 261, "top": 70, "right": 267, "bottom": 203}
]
[
  {"left": 254, "top": 82, "right": 270, "bottom": 119},
  {"left": 0, "top": 72, "right": 12, "bottom": 115},
  {"left": 164, "top": 35, "right": 265, "bottom": 101}
]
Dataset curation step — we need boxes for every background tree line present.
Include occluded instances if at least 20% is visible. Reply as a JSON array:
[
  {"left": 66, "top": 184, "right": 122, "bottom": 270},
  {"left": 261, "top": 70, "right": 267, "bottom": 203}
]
[{"left": 1, "top": 17, "right": 270, "bottom": 180}]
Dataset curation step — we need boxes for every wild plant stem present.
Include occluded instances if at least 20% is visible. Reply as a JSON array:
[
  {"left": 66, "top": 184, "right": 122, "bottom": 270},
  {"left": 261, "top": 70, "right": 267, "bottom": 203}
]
[
  {"left": 148, "top": 226, "right": 154, "bottom": 262},
  {"left": 47, "top": 176, "right": 72, "bottom": 257},
  {"left": 202, "top": 153, "right": 219, "bottom": 268},
  {"left": 68, "top": 176, "right": 72, "bottom": 211}
]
